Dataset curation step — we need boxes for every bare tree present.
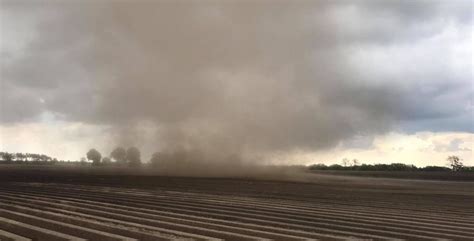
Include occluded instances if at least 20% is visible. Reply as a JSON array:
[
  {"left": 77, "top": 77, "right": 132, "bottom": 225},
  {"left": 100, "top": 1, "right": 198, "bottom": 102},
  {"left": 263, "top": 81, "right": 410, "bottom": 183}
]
[
  {"left": 342, "top": 158, "right": 350, "bottom": 167},
  {"left": 126, "top": 147, "right": 141, "bottom": 167},
  {"left": 87, "top": 149, "right": 102, "bottom": 166},
  {"left": 352, "top": 159, "right": 359, "bottom": 166},
  {"left": 447, "top": 156, "right": 463, "bottom": 171}
]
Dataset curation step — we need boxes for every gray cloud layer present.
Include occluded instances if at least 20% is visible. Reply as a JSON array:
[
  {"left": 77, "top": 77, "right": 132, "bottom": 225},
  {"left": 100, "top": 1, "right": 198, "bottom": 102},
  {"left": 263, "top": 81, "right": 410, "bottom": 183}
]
[{"left": 1, "top": 0, "right": 472, "bottom": 161}]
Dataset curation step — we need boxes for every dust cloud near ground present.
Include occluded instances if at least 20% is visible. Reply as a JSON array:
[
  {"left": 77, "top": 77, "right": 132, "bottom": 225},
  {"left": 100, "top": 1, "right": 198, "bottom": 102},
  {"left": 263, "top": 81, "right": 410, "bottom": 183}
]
[{"left": 6, "top": 1, "right": 470, "bottom": 165}]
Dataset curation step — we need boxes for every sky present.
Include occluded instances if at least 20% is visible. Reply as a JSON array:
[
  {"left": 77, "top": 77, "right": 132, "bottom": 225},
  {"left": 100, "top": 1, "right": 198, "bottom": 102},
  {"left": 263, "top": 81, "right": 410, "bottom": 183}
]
[{"left": 0, "top": 0, "right": 472, "bottom": 166}]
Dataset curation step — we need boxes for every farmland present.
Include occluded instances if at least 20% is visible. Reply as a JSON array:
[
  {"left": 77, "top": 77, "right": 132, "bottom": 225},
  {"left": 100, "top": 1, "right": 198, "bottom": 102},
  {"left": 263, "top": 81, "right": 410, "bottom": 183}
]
[{"left": 0, "top": 166, "right": 473, "bottom": 240}]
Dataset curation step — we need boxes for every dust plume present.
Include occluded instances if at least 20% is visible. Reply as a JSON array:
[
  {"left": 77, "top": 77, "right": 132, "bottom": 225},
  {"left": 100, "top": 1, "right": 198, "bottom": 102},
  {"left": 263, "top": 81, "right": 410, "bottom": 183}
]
[
  {"left": 2, "top": 0, "right": 471, "bottom": 169},
  {"left": 75, "top": 1, "right": 393, "bottom": 163}
]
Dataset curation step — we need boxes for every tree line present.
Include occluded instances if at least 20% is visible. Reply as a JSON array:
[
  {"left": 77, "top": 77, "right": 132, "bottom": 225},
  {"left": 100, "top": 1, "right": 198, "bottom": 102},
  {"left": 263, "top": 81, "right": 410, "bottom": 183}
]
[
  {"left": 85, "top": 147, "right": 166, "bottom": 168},
  {"left": 1, "top": 147, "right": 166, "bottom": 168},
  {"left": 0, "top": 152, "right": 60, "bottom": 164},
  {"left": 2, "top": 150, "right": 471, "bottom": 172},
  {"left": 86, "top": 147, "right": 142, "bottom": 167},
  {"left": 309, "top": 156, "right": 473, "bottom": 172}
]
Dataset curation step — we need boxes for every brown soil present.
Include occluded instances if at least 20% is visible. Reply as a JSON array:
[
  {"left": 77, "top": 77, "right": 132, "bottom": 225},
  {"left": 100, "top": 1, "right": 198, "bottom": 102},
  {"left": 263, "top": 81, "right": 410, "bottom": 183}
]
[{"left": 0, "top": 166, "right": 472, "bottom": 240}]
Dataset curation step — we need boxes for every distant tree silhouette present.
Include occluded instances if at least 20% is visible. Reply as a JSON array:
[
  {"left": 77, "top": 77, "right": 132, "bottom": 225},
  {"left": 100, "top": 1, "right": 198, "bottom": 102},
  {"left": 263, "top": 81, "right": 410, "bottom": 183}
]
[
  {"left": 341, "top": 158, "right": 350, "bottom": 167},
  {"left": 150, "top": 152, "right": 160, "bottom": 168},
  {"left": 329, "top": 164, "right": 344, "bottom": 170},
  {"left": 308, "top": 160, "right": 474, "bottom": 173},
  {"left": 87, "top": 149, "right": 102, "bottom": 166},
  {"left": 3, "top": 153, "right": 13, "bottom": 163},
  {"left": 16, "top": 153, "right": 26, "bottom": 161},
  {"left": 102, "top": 157, "right": 112, "bottom": 165},
  {"left": 80, "top": 157, "right": 87, "bottom": 165},
  {"left": 422, "top": 166, "right": 450, "bottom": 172},
  {"left": 447, "top": 156, "right": 463, "bottom": 171},
  {"left": 126, "top": 147, "right": 141, "bottom": 167},
  {"left": 352, "top": 159, "right": 359, "bottom": 166},
  {"left": 111, "top": 147, "right": 127, "bottom": 165}
]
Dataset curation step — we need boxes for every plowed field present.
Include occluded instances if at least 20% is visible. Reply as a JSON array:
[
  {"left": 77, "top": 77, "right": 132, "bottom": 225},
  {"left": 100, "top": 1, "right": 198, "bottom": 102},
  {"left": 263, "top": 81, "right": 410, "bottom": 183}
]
[{"left": 0, "top": 167, "right": 472, "bottom": 240}]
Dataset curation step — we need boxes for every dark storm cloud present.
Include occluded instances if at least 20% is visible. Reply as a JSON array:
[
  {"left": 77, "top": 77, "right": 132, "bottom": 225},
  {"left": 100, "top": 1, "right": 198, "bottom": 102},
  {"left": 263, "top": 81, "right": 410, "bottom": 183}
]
[{"left": 0, "top": 0, "right": 472, "bottom": 161}]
